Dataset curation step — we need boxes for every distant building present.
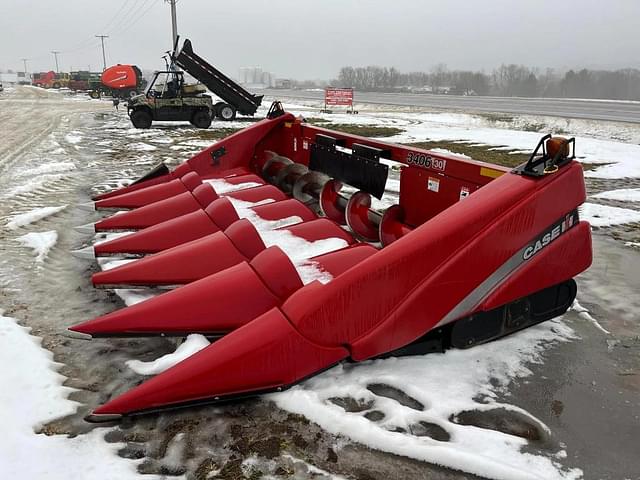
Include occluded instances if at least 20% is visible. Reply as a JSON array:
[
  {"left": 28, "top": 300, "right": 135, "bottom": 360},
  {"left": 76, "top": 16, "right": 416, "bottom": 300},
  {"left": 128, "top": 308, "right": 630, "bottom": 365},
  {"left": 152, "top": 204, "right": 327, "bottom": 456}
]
[
  {"left": 239, "top": 66, "right": 275, "bottom": 88},
  {"left": 274, "top": 78, "right": 293, "bottom": 89}
]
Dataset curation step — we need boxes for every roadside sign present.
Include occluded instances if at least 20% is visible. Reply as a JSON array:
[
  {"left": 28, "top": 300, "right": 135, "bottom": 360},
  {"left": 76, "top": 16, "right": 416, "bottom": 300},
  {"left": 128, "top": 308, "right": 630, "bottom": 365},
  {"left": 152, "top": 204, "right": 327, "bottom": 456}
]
[
  {"left": 322, "top": 87, "right": 357, "bottom": 114},
  {"left": 325, "top": 87, "right": 353, "bottom": 106}
]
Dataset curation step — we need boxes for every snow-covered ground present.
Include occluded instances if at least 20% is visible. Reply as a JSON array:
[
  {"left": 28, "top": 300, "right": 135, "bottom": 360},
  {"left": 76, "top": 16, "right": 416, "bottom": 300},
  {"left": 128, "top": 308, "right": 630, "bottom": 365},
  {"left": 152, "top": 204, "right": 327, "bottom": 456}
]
[
  {"left": 0, "top": 312, "right": 158, "bottom": 479},
  {"left": 1, "top": 86, "right": 639, "bottom": 479}
]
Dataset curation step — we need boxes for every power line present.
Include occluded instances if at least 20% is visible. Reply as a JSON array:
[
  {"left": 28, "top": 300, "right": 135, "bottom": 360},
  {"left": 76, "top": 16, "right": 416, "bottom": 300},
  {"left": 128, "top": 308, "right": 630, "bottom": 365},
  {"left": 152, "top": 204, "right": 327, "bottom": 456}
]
[
  {"left": 95, "top": 35, "right": 109, "bottom": 71},
  {"left": 58, "top": 0, "right": 136, "bottom": 55},
  {"left": 16, "top": 0, "right": 160, "bottom": 72},
  {"left": 99, "top": 0, "right": 135, "bottom": 33},
  {"left": 106, "top": 0, "right": 157, "bottom": 39}
]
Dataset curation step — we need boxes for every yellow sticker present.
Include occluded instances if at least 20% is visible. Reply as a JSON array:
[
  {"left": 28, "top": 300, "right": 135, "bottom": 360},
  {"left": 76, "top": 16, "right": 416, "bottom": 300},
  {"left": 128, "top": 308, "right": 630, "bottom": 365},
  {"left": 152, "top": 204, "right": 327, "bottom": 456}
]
[
  {"left": 284, "top": 122, "right": 293, "bottom": 128},
  {"left": 480, "top": 167, "right": 504, "bottom": 178}
]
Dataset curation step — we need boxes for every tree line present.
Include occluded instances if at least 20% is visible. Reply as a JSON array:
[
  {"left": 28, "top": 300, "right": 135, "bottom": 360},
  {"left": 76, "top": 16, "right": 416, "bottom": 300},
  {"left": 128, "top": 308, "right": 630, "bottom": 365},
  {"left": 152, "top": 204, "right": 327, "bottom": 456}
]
[{"left": 333, "top": 64, "right": 640, "bottom": 100}]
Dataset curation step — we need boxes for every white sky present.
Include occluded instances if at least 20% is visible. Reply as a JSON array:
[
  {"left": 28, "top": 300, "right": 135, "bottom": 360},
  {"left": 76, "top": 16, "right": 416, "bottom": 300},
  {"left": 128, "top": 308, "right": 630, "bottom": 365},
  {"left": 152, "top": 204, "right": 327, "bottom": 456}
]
[{"left": 1, "top": 0, "right": 639, "bottom": 78}]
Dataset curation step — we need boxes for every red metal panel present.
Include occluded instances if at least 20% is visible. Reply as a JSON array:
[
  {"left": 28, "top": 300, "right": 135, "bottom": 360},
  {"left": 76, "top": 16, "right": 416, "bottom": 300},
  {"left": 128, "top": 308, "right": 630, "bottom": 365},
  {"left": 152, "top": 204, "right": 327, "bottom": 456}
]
[
  {"left": 92, "top": 230, "right": 248, "bottom": 287},
  {"left": 94, "top": 191, "right": 203, "bottom": 231},
  {"left": 94, "top": 179, "right": 188, "bottom": 209},
  {"left": 89, "top": 308, "right": 348, "bottom": 417},
  {"left": 75, "top": 262, "right": 283, "bottom": 337},
  {"left": 92, "top": 173, "right": 173, "bottom": 201},
  {"left": 94, "top": 210, "right": 220, "bottom": 256},
  {"left": 399, "top": 166, "right": 483, "bottom": 227},
  {"left": 250, "top": 247, "right": 304, "bottom": 301},
  {"left": 185, "top": 114, "right": 296, "bottom": 177},
  {"left": 283, "top": 163, "right": 587, "bottom": 360},
  {"left": 480, "top": 221, "right": 592, "bottom": 310}
]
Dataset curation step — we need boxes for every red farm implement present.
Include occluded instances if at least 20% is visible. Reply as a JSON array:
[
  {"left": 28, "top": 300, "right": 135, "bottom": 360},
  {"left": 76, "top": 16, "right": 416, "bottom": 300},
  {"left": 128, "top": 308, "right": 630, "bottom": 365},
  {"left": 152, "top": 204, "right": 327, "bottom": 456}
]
[{"left": 71, "top": 102, "right": 592, "bottom": 421}]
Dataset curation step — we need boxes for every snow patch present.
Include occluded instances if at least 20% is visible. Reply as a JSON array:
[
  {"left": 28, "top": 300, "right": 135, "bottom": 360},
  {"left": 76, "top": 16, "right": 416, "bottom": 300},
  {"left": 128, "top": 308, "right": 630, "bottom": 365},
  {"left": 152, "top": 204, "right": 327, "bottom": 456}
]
[
  {"left": 14, "top": 162, "right": 75, "bottom": 178},
  {"left": 0, "top": 312, "right": 158, "bottom": 479},
  {"left": 3, "top": 174, "right": 66, "bottom": 199},
  {"left": 227, "top": 197, "right": 341, "bottom": 284},
  {"left": 592, "top": 188, "right": 640, "bottom": 203},
  {"left": 579, "top": 202, "right": 640, "bottom": 227},
  {"left": 114, "top": 289, "right": 157, "bottom": 307},
  {"left": 571, "top": 300, "right": 610, "bottom": 334},
  {"left": 126, "top": 334, "right": 210, "bottom": 375},
  {"left": 204, "top": 178, "right": 263, "bottom": 194},
  {"left": 128, "top": 142, "right": 157, "bottom": 152},
  {"left": 6, "top": 205, "right": 67, "bottom": 230},
  {"left": 281, "top": 454, "right": 348, "bottom": 480},
  {"left": 64, "top": 132, "right": 83, "bottom": 144},
  {"left": 228, "top": 197, "right": 302, "bottom": 230},
  {"left": 272, "top": 319, "right": 581, "bottom": 480},
  {"left": 16, "top": 231, "right": 58, "bottom": 262}
]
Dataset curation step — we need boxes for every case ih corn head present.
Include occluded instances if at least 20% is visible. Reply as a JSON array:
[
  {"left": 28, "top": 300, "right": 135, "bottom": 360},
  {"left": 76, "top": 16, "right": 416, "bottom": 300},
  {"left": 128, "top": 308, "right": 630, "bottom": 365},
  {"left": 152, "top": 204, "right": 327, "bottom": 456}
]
[{"left": 72, "top": 102, "right": 592, "bottom": 421}]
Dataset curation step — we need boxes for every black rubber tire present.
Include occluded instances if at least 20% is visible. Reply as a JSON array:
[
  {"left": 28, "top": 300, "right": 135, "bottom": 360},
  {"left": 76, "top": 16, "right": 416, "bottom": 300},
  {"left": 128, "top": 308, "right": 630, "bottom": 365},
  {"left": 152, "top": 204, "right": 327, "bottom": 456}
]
[
  {"left": 127, "top": 89, "right": 137, "bottom": 99},
  {"left": 191, "top": 110, "right": 212, "bottom": 129},
  {"left": 52, "top": 82, "right": 61, "bottom": 89},
  {"left": 89, "top": 91, "right": 100, "bottom": 99},
  {"left": 131, "top": 109, "right": 153, "bottom": 129},
  {"left": 217, "top": 103, "right": 236, "bottom": 121}
]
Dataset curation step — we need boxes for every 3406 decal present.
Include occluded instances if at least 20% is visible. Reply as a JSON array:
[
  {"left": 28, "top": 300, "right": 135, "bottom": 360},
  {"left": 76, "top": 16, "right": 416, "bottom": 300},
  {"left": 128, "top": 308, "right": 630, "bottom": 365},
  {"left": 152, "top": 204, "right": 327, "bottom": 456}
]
[{"left": 406, "top": 152, "right": 447, "bottom": 171}]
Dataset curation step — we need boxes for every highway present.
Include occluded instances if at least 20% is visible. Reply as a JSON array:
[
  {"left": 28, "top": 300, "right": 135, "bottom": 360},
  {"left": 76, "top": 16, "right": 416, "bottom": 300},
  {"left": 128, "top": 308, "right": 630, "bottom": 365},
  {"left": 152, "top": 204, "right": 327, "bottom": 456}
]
[{"left": 263, "top": 89, "right": 640, "bottom": 124}]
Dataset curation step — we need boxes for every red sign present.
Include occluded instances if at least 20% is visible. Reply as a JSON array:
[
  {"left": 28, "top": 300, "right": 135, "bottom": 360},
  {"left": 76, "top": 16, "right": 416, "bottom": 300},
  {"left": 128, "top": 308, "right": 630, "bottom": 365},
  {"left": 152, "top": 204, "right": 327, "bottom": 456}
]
[{"left": 325, "top": 87, "right": 354, "bottom": 106}]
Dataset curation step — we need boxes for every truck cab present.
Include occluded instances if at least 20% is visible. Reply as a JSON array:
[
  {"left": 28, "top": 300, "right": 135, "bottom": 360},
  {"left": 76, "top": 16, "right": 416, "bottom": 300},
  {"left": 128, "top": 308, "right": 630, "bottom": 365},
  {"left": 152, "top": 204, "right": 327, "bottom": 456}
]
[{"left": 127, "top": 70, "right": 213, "bottom": 129}]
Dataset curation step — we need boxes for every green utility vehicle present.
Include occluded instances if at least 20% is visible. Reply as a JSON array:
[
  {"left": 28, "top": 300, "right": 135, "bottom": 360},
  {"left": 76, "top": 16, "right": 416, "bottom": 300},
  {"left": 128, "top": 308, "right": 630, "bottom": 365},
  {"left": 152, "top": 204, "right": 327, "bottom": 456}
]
[{"left": 127, "top": 71, "right": 213, "bottom": 129}]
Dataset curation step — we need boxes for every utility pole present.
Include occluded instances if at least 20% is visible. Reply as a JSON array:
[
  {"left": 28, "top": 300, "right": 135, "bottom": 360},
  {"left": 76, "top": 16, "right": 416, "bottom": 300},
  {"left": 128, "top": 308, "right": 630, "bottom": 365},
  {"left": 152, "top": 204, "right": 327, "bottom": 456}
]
[
  {"left": 95, "top": 35, "right": 109, "bottom": 71},
  {"left": 166, "top": 0, "right": 178, "bottom": 49},
  {"left": 21, "top": 58, "right": 28, "bottom": 75},
  {"left": 51, "top": 51, "right": 60, "bottom": 72}
]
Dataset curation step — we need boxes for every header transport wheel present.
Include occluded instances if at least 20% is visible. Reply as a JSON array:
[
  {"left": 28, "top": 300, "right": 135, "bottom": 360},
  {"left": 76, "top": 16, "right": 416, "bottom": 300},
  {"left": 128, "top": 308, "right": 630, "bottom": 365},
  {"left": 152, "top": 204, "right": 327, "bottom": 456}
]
[{"left": 130, "top": 109, "right": 152, "bottom": 129}]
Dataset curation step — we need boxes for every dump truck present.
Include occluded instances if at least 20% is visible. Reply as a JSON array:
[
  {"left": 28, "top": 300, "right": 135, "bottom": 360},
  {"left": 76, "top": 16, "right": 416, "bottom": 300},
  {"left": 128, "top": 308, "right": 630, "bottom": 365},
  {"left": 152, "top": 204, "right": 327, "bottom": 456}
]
[
  {"left": 174, "top": 39, "right": 263, "bottom": 120},
  {"left": 126, "top": 39, "right": 263, "bottom": 129}
]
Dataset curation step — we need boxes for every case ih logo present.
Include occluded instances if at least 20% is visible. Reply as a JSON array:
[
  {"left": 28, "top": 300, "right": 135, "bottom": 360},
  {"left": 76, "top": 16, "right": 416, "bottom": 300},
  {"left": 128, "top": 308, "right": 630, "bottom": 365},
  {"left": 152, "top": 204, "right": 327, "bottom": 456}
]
[
  {"left": 523, "top": 211, "right": 577, "bottom": 260},
  {"left": 406, "top": 152, "right": 447, "bottom": 171}
]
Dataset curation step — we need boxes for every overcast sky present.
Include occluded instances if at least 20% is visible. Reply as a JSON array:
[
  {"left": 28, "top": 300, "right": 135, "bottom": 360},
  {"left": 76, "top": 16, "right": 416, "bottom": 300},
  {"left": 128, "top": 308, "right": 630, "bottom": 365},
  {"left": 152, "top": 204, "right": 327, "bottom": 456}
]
[{"left": 1, "top": 0, "right": 639, "bottom": 78}]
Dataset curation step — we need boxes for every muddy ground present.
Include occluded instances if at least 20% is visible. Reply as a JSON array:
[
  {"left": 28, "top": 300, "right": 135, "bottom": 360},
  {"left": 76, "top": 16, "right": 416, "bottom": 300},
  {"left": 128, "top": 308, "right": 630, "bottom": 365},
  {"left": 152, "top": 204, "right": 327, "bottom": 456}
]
[{"left": 0, "top": 86, "right": 638, "bottom": 480}]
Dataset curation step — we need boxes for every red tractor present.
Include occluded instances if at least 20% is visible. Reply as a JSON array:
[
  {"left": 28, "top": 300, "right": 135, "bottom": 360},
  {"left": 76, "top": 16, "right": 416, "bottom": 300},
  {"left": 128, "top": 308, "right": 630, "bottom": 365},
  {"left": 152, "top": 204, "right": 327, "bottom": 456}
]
[
  {"left": 32, "top": 71, "right": 70, "bottom": 89},
  {"left": 32, "top": 71, "right": 56, "bottom": 88}
]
